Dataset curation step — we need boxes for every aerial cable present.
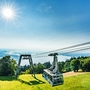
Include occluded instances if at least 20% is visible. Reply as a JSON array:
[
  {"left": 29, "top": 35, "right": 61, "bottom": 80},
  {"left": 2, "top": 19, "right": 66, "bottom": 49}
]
[
  {"left": 32, "top": 41, "right": 90, "bottom": 57},
  {"left": 58, "top": 46, "right": 90, "bottom": 55},
  {"left": 32, "top": 45, "right": 90, "bottom": 58},
  {"left": 17, "top": 41, "right": 90, "bottom": 58}
]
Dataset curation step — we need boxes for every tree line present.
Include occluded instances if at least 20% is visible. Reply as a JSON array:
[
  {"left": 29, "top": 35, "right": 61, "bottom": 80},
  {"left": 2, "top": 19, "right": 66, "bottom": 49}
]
[
  {"left": 0, "top": 55, "right": 90, "bottom": 76},
  {"left": 60, "top": 56, "right": 90, "bottom": 72}
]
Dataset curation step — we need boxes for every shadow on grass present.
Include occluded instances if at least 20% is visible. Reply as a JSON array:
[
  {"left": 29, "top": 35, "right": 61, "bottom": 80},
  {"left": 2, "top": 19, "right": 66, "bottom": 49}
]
[
  {"left": 0, "top": 76, "right": 15, "bottom": 81},
  {"left": 17, "top": 78, "right": 31, "bottom": 85},
  {"left": 0, "top": 75, "right": 46, "bottom": 86},
  {"left": 17, "top": 77, "right": 45, "bottom": 85},
  {"left": 33, "top": 76, "right": 45, "bottom": 84}
]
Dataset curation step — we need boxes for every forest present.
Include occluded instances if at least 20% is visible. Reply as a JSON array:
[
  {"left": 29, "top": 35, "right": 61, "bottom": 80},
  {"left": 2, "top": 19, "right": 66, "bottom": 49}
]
[{"left": 0, "top": 55, "right": 90, "bottom": 76}]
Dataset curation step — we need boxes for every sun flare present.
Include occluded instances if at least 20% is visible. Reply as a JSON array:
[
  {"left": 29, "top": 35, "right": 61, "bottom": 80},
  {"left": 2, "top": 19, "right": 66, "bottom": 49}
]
[
  {"left": 0, "top": 3, "right": 17, "bottom": 22},
  {"left": 2, "top": 7, "right": 14, "bottom": 19}
]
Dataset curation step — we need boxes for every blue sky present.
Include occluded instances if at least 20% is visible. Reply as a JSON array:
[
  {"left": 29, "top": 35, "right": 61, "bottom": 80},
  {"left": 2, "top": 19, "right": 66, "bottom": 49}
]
[{"left": 0, "top": 0, "right": 90, "bottom": 52}]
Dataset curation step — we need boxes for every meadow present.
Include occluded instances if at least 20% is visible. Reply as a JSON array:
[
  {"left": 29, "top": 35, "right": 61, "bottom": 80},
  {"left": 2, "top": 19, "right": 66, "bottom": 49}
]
[{"left": 0, "top": 72, "right": 90, "bottom": 90}]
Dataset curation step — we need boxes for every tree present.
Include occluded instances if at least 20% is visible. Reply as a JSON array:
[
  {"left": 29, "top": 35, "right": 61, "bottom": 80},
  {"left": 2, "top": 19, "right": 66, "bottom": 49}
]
[
  {"left": 58, "top": 62, "right": 65, "bottom": 72},
  {"left": 29, "top": 63, "right": 46, "bottom": 74},
  {"left": 8, "top": 59, "right": 17, "bottom": 75},
  {"left": 0, "top": 55, "right": 16, "bottom": 76},
  {"left": 80, "top": 60, "right": 84, "bottom": 71},
  {"left": 36, "top": 63, "right": 46, "bottom": 74},
  {"left": 43, "top": 61, "right": 51, "bottom": 69},
  {"left": 70, "top": 59, "right": 80, "bottom": 72},
  {"left": 83, "top": 59, "right": 90, "bottom": 71},
  {"left": 64, "top": 61, "right": 71, "bottom": 72}
]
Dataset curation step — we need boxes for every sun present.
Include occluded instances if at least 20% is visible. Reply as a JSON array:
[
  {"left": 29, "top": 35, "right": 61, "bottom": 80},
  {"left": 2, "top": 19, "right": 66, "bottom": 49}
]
[
  {"left": 2, "top": 7, "right": 14, "bottom": 19},
  {"left": 0, "top": 2, "right": 17, "bottom": 22}
]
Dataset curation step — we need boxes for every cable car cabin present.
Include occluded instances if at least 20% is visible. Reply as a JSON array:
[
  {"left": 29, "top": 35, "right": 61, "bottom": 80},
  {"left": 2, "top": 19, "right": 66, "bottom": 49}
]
[
  {"left": 42, "top": 53, "right": 64, "bottom": 86},
  {"left": 42, "top": 69, "right": 63, "bottom": 86}
]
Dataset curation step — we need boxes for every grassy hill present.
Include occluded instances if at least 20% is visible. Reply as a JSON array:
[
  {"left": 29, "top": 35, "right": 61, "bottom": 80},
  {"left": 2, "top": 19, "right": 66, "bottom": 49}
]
[{"left": 0, "top": 72, "right": 90, "bottom": 90}]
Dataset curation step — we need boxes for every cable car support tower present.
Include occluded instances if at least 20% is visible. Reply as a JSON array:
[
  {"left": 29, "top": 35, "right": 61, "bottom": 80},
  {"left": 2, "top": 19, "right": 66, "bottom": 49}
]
[{"left": 16, "top": 54, "right": 35, "bottom": 78}]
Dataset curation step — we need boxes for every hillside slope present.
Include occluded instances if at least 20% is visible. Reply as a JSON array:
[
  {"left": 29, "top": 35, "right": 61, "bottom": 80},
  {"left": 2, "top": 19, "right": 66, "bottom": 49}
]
[{"left": 0, "top": 73, "right": 90, "bottom": 90}]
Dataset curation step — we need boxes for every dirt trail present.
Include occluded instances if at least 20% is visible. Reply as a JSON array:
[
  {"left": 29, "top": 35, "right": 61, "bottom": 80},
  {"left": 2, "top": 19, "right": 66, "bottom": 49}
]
[{"left": 63, "top": 71, "right": 87, "bottom": 77}]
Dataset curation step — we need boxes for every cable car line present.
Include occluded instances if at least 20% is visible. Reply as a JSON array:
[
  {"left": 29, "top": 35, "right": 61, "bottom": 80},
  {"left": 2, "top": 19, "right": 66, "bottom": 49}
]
[
  {"left": 32, "top": 41, "right": 90, "bottom": 57},
  {"left": 58, "top": 46, "right": 90, "bottom": 55},
  {"left": 33, "top": 46, "right": 90, "bottom": 58},
  {"left": 32, "top": 45, "right": 90, "bottom": 58}
]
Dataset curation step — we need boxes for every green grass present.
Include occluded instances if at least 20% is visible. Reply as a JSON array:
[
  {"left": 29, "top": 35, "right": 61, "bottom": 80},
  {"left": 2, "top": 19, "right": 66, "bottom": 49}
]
[{"left": 0, "top": 73, "right": 90, "bottom": 90}]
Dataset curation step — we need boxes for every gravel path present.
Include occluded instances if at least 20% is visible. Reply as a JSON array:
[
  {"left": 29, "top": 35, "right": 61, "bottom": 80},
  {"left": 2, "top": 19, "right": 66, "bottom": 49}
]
[{"left": 63, "top": 71, "right": 87, "bottom": 77}]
